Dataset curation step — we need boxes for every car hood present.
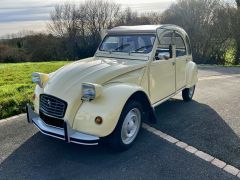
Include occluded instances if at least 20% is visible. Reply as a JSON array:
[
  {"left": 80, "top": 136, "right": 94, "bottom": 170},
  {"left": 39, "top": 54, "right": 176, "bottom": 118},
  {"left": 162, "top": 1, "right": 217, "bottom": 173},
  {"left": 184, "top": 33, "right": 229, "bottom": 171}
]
[
  {"left": 42, "top": 57, "right": 147, "bottom": 124},
  {"left": 43, "top": 56, "right": 147, "bottom": 100}
]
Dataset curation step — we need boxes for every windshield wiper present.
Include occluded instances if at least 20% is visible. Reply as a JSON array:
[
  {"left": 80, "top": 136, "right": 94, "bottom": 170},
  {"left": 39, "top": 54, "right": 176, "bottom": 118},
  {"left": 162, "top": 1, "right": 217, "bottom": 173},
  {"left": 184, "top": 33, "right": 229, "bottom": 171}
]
[
  {"left": 131, "top": 45, "right": 153, "bottom": 53},
  {"left": 113, "top": 43, "right": 130, "bottom": 51}
]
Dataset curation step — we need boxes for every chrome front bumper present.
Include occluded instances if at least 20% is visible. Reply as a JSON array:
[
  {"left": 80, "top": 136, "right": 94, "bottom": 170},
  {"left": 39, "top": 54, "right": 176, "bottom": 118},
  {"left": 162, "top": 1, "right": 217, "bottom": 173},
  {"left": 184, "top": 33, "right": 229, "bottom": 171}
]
[{"left": 26, "top": 104, "right": 99, "bottom": 145}]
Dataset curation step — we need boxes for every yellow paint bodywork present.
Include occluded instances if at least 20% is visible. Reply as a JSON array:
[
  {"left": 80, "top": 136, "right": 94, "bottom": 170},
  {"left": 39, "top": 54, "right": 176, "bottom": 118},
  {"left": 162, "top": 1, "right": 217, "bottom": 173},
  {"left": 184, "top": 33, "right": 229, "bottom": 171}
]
[
  {"left": 186, "top": 61, "right": 198, "bottom": 88},
  {"left": 73, "top": 84, "right": 148, "bottom": 137},
  {"left": 33, "top": 57, "right": 148, "bottom": 137},
  {"left": 33, "top": 56, "right": 197, "bottom": 137},
  {"left": 33, "top": 26, "right": 198, "bottom": 138},
  {"left": 39, "top": 73, "right": 49, "bottom": 87}
]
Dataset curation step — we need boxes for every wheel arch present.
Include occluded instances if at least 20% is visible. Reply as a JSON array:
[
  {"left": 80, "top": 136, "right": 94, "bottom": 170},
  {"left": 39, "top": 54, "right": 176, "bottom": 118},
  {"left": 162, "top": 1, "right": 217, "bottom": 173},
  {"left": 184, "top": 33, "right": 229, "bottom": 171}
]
[
  {"left": 72, "top": 84, "right": 157, "bottom": 137},
  {"left": 186, "top": 61, "right": 198, "bottom": 88},
  {"left": 125, "top": 91, "right": 157, "bottom": 123}
]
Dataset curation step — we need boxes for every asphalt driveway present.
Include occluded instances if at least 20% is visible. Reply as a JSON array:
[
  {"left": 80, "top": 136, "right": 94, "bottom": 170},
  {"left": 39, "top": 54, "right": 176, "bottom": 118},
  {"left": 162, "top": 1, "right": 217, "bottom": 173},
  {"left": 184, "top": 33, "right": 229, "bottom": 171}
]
[
  {"left": 0, "top": 66, "right": 240, "bottom": 180},
  {"left": 152, "top": 66, "right": 240, "bottom": 169}
]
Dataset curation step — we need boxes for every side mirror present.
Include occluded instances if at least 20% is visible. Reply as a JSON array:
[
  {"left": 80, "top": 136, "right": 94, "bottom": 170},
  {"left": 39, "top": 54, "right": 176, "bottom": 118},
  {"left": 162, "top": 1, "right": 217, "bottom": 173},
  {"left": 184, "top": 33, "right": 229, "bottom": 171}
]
[{"left": 157, "top": 52, "right": 170, "bottom": 60}]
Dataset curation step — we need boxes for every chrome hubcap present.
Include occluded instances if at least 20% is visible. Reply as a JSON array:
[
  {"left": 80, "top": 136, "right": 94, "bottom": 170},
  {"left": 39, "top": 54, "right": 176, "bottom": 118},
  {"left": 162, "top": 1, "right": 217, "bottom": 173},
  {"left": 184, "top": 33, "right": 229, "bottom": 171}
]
[{"left": 121, "top": 108, "right": 141, "bottom": 145}]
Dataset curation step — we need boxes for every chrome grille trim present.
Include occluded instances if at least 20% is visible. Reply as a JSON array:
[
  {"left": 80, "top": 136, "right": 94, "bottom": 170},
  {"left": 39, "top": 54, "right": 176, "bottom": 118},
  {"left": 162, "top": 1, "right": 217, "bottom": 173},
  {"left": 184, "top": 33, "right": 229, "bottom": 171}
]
[{"left": 40, "top": 94, "right": 67, "bottom": 118}]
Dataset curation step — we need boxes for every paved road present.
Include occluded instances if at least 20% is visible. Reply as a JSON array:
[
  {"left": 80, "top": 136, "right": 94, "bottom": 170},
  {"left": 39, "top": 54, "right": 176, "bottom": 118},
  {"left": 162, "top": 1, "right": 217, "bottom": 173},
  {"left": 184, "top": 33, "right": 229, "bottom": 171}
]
[
  {"left": 153, "top": 66, "right": 240, "bottom": 168},
  {"left": 0, "top": 66, "right": 240, "bottom": 180}
]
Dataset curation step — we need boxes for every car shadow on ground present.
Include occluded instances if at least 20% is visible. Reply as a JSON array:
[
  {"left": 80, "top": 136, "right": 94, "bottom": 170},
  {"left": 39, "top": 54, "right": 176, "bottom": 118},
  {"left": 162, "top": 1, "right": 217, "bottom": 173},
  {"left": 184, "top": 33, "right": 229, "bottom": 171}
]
[
  {"left": 0, "top": 124, "right": 238, "bottom": 180},
  {"left": 0, "top": 130, "right": 152, "bottom": 179},
  {"left": 0, "top": 99, "right": 240, "bottom": 180},
  {"left": 0, "top": 130, "right": 236, "bottom": 180},
  {"left": 152, "top": 98, "right": 240, "bottom": 168}
]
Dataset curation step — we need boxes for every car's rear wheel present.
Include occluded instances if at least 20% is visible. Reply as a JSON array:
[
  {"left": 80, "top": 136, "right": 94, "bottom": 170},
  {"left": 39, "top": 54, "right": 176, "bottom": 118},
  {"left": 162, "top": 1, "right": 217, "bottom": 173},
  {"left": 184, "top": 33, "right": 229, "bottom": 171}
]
[
  {"left": 182, "top": 85, "right": 195, "bottom": 102},
  {"left": 109, "top": 100, "right": 142, "bottom": 151}
]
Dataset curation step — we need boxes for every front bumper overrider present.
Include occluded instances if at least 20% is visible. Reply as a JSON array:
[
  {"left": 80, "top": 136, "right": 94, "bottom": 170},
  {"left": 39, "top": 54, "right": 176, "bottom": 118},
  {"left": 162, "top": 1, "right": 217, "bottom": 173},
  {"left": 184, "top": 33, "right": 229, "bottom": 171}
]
[{"left": 26, "top": 104, "right": 99, "bottom": 145}]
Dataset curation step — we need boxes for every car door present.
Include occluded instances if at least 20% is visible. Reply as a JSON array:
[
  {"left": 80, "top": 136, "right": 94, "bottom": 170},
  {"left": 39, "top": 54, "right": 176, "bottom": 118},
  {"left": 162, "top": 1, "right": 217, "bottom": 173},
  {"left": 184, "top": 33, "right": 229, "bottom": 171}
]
[
  {"left": 175, "top": 32, "right": 188, "bottom": 90},
  {"left": 149, "top": 30, "right": 176, "bottom": 104}
]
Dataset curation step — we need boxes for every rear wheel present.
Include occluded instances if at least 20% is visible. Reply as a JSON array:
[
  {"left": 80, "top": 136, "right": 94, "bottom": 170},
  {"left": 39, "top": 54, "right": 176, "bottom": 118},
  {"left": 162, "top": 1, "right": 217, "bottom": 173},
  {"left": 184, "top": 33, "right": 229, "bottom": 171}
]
[
  {"left": 182, "top": 85, "right": 195, "bottom": 102},
  {"left": 109, "top": 100, "right": 142, "bottom": 151}
]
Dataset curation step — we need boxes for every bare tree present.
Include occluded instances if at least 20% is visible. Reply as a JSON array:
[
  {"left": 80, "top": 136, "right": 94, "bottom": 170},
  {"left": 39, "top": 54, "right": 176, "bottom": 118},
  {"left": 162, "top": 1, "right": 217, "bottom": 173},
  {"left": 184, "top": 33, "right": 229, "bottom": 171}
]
[
  {"left": 48, "top": 3, "right": 80, "bottom": 58},
  {"left": 115, "top": 8, "right": 161, "bottom": 26},
  {"left": 84, "top": 0, "right": 120, "bottom": 39},
  {"left": 48, "top": 3, "right": 78, "bottom": 37},
  {"left": 48, "top": 0, "right": 121, "bottom": 39},
  {"left": 236, "top": 0, "right": 240, "bottom": 6},
  {"left": 161, "top": 0, "right": 232, "bottom": 64},
  {"left": 47, "top": 0, "right": 121, "bottom": 59},
  {"left": 34, "top": 0, "right": 240, "bottom": 63},
  {"left": 115, "top": 8, "right": 139, "bottom": 25}
]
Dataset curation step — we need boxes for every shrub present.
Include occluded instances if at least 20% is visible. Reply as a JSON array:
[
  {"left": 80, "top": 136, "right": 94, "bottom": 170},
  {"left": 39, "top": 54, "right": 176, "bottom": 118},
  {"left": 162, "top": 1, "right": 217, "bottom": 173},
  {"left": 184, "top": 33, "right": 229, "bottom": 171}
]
[{"left": 0, "top": 44, "right": 29, "bottom": 63}]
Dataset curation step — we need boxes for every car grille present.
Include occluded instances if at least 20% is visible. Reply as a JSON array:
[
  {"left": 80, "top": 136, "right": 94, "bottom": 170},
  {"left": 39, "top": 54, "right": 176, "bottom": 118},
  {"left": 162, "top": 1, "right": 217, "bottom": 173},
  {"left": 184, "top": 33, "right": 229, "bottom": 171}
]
[
  {"left": 40, "top": 94, "right": 67, "bottom": 119},
  {"left": 39, "top": 111, "right": 64, "bottom": 128}
]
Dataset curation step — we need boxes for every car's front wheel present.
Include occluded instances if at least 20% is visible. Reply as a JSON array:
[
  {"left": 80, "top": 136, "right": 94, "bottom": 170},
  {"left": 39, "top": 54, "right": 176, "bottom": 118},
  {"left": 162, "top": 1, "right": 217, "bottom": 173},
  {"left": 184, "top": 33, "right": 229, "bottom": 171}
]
[
  {"left": 109, "top": 100, "right": 142, "bottom": 151},
  {"left": 182, "top": 85, "right": 195, "bottom": 101}
]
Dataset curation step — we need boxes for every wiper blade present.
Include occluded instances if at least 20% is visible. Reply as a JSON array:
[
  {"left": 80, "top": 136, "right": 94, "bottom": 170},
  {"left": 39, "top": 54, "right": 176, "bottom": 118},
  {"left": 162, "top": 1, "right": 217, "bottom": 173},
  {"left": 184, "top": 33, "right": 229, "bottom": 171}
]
[
  {"left": 113, "top": 43, "right": 130, "bottom": 51},
  {"left": 131, "top": 45, "right": 153, "bottom": 53}
]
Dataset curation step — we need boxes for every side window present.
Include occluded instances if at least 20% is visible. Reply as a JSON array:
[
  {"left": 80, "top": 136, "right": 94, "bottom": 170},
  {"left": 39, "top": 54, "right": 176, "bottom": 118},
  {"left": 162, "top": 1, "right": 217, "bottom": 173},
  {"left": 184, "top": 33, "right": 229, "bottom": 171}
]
[
  {"left": 175, "top": 33, "right": 187, "bottom": 57},
  {"left": 186, "top": 36, "right": 192, "bottom": 55},
  {"left": 155, "top": 31, "right": 174, "bottom": 60}
]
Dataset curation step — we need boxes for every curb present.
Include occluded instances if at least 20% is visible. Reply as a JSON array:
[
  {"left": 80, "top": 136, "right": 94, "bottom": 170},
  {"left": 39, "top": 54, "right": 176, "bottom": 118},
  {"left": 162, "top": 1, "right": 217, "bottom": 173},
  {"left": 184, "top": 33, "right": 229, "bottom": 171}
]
[
  {"left": 0, "top": 114, "right": 26, "bottom": 123},
  {"left": 142, "top": 123, "right": 240, "bottom": 179}
]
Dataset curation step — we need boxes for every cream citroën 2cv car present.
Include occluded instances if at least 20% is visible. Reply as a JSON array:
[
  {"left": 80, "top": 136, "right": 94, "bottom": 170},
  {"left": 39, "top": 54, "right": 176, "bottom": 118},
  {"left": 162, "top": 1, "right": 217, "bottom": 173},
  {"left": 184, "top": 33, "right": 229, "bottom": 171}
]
[{"left": 27, "top": 25, "right": 198, "bottom": 151}]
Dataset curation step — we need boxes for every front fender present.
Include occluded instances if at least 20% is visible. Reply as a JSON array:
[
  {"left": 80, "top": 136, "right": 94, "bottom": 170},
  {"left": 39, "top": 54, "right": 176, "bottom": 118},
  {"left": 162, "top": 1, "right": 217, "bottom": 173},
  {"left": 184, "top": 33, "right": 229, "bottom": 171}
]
[
  {"left": 72, "top": 83, "right": 148, "bottom": 137},
  {"left": 186, "top": 61, "right": 198, "bottom": 88}
]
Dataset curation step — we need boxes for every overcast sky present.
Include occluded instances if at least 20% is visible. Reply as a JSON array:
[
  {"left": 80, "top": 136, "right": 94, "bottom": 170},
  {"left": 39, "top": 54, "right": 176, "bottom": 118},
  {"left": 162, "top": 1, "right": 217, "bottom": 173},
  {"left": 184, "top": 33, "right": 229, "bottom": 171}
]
[{"left": 0, "top": 0, "right": 176, "bottom": 37}]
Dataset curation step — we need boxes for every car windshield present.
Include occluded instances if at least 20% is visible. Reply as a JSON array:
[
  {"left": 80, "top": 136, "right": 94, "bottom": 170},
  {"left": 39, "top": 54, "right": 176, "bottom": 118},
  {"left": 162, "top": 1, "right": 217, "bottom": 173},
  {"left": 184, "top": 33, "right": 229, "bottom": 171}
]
[{"left": 99, "top": 34, "right": 156, "bottom": 54}]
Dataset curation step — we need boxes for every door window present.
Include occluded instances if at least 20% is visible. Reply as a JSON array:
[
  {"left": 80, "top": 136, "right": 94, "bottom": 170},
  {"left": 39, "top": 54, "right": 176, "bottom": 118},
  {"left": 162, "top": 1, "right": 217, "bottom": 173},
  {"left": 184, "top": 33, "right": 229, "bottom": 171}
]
[
  {"left": 186, "top": 36, "right": 192, "bottom": 55},
  {"left": 175, "top": 33, "right": 187, "bottom": 57},
  {"left": 155, "top": 31, "right": 174, "bottom": 60}
]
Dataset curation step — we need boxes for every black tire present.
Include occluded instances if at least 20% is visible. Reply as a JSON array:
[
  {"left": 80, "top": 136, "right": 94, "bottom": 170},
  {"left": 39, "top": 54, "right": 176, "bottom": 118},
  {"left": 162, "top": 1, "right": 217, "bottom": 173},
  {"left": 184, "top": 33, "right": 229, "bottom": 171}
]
[
  {"left": 182, "top": 85, "right": 195, "bottom": 102},
  {"left": 109, "top": 100, "right": 143, "bottom": 152}
]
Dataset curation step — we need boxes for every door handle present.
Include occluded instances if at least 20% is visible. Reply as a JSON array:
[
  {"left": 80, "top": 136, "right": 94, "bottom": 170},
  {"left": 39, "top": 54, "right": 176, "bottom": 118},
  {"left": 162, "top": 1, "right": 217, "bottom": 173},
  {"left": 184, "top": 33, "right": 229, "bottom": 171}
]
[{"left": 172, "top": 62, "right": 176, "bottom": 66}]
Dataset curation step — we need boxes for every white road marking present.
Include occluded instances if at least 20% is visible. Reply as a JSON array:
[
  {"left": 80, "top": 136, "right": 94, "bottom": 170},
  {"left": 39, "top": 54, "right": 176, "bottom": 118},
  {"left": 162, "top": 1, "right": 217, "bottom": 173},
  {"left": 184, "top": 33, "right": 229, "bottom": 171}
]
[
  {"left": 224, "top": 165, "right": 240, "bottom": 176},
  {"left": 199, "top": 74, "right": 240, "bottom": 81},
  {"left": 142, "top": 123, "right": 240, "bottom": 179}
]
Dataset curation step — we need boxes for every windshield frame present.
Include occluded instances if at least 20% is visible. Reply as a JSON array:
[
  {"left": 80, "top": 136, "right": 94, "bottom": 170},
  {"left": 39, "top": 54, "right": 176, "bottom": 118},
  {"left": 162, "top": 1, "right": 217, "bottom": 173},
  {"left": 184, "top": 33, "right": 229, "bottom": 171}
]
[{"left": 98, "top": 34, "right": 156, "bottom": 54}]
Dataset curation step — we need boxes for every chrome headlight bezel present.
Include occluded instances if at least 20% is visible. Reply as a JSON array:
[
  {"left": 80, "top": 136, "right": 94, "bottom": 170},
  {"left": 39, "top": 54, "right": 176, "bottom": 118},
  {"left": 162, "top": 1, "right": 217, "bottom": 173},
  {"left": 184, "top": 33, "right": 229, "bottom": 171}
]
[
  {"left": 32, "top": 72, "right": 49, "bottom": 88},
  {"left": 32, "top": 72, "right": 42, "bottom": 88},
  {"left": 81, "top": 83, "right": 103, "bottom": 101}
]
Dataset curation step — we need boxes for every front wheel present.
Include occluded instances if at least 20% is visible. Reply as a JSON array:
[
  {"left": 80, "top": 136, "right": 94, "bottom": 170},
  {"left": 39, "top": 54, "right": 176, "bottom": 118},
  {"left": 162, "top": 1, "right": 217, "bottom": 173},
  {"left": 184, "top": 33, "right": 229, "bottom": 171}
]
[
  {"left": 182, "top": 85, "right": 195, "bottom": 102},
  {"left": 109, "top": 101, "right": 142, "bottom": 151}
]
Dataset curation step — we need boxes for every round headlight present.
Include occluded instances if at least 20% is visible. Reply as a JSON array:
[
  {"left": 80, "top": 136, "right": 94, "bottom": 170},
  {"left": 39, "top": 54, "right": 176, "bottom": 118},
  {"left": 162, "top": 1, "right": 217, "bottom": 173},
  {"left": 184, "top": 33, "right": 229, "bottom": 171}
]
[
  {"left": 81, "top": 83, "right": 103, "bottom": 101},
  {"left": 32, "top": 72, "right": 49, "bottom": 88},
  {"left": 81, "top": 84, "right": 96, "bottom": 101}
]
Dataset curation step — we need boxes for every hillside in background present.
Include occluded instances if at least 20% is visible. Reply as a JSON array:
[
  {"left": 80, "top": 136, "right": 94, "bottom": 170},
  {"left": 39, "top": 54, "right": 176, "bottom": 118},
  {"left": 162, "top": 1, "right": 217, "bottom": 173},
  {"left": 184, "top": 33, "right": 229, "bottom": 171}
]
[{"left": 0, "top": 0, "right": 239, "bottom": 65}]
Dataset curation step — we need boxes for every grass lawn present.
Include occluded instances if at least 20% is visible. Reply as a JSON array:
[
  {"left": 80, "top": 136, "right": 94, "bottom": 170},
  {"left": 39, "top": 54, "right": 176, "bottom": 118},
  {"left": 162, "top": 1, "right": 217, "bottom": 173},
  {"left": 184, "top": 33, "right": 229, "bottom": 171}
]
[{"left": 0, "top": 61, "right": 70, "bottom": 119}]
